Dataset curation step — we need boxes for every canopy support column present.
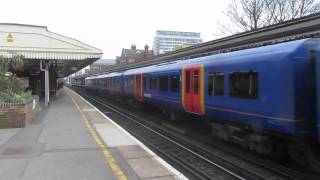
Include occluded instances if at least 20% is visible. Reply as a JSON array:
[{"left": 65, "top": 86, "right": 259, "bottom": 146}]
[{"left": 40, "top": 60, "right": 50, "bottom": 106}]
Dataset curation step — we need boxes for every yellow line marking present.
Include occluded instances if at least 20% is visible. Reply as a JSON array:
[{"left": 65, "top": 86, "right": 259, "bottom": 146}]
[{"left": 68, "top": 92, "right": 127, "bottom": 180}]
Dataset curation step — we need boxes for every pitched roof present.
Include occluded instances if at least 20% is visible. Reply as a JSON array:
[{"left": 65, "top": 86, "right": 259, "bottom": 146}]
[
  {"left": 0, "top": 23, "right": 102, "bottom": 60},
  {"left": 121, "top": 48, "right": 153, "bottom": 60}
]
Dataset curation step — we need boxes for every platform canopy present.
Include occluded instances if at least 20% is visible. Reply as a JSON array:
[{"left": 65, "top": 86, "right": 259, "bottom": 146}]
[{"left": 0, "top": 23, "right": 102, "bottom": 77}]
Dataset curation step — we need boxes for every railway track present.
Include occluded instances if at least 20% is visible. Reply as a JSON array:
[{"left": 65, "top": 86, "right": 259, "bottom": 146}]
[{"left": 71, "top": 87, "right": 317, "bottom": 180}]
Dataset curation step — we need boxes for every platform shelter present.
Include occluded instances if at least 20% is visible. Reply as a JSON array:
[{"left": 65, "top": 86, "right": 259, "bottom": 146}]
[{"left": 0, "top": 23, "right": 102, "bottom": 106}]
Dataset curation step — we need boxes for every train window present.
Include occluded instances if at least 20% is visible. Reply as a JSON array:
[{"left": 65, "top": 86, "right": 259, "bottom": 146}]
[
  {"left": 170, "top": 75, "right": 179, "bottom": 92},
  {"left": 208, "top": 72, "right": 224, "bottom": 96},
  {"left": 186, "top": 71, "right": 190, "bottom": 93},
  {"left": 149, "top": 78, "right": 152, "bottom": 89},
  {"left": 151, "top": 77, "right": 158, "bottom": 91},
  {"left": 229, "top": 71, "right": 258, "bottom": 99},
  {"left": 194, "top": 70, "right": 199, "bottom": 94},
  {"left": 159, "top": 76, "right": 168, "bottom": 91}
]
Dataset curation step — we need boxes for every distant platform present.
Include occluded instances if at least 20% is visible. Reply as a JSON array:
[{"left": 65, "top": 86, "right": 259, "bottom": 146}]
[{"left": 0, "top": 88, "right": 186, "bottom": 180}]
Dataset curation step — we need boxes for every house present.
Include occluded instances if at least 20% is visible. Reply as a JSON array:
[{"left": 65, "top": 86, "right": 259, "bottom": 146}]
[{"left": 116, "top": 44, "right": 154, "bottom": 65}]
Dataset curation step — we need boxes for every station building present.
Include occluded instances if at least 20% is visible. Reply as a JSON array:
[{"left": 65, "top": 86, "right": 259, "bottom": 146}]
[{"left": 0, "top": 23, "right": 102, "bottom": 106}]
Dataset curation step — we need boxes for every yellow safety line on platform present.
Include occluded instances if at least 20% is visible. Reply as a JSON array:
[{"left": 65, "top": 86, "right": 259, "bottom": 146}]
[{"left": 69, "top": 93, "right": 127, "bottom": 180}]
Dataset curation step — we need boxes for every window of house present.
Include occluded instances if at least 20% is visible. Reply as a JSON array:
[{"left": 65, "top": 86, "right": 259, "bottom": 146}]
[
  {"left": 170, "top": 75, "right": 179, "bottom": 92},
  {"left": 159, "top": 76, "right": 168, "bottom": 91},
  {"left": 208, "top": 72, "right": 224, "bottom": 96},
  {"left": 229, "top": 71, "right": 258, "bottom": 98}
]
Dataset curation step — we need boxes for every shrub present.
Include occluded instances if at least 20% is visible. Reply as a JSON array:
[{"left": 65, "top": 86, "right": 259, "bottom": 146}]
[{"left": 0, "top": 57, "right": 30, "bottom": 104}]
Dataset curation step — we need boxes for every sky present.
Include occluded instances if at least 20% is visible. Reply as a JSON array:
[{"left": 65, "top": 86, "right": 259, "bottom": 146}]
[{"left": 0, "top": 0, "right": 229, "bottom": 59}]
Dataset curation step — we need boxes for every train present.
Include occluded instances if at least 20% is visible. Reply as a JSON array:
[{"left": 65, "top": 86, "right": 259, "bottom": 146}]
[{"left": 73, "top": 38, "right": 320, "bottom": 167}]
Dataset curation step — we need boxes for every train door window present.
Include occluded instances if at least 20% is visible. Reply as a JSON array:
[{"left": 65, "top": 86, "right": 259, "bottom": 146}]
[
  {"left": 151, "top": 77, "right": 158, "bottom": 91},
  {"left": 143, "top": 76, "right": 147, "bottom": 90},
  {"left": 104, "top": 79, "right": 107, "bottom": 88},
  {"left": 136, "top": 76, "right": 141, "bottom": 90},
  {"left": 170, "top": 75, "right": 179, "bottom": 92},
  {"left": 229, "top": 71, "right": 258, "bottom": 98},
  {"left": 127, "top": 78, "right": 129, "bottom": 87},
  {"left": 159, "top": 76, "right": 168, "bottom": 91},
  {"left": 149, "top": 77, "right": 152, "bottom": 89},
  {"left": 194, "top": 70, "right": 199, "bottom": 94},
  {"left": 186, "top": 71, "right": 190, "bottom": 93},
  {"left": 130, "top": 77, "right": 134, "bottom": 87},
  {"left": 208, "top": 72, "right": 224, "bottom": 96}
]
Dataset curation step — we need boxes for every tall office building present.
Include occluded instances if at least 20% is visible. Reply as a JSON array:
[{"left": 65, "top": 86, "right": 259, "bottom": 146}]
[{"left": 153, "top": 30, "right": 203, "bottom": 55}]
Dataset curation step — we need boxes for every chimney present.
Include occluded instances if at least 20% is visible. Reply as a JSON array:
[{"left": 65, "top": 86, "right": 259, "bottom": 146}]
[
  {"left": 131, "top": 44, "right": 136, "bottom": 50},
  {"left": 144, "top": 44, "right": 149, "bottom": 59}
]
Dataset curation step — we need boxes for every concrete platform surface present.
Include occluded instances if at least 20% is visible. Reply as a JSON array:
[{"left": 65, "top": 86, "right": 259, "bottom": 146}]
[{"left": 0, "top": 88, "right": 187, "bottom": 180}]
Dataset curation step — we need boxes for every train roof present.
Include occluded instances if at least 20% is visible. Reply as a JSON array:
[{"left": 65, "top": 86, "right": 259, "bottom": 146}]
[
  {"left": 85, "top": 72, "right": 122, "bottom": 80},
  {"left": 87, "top": 38, "right": 317, "bottom": 79}
]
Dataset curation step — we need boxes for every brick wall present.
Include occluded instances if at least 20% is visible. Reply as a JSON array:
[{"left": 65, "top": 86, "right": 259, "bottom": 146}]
[{"left": 0, "top": 96, "right": 40, "bottom": 128}]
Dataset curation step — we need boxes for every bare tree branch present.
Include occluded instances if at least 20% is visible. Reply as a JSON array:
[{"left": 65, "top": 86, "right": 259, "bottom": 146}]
[{"left": 220, "top": 0, "right": 320, "bottom": 34}]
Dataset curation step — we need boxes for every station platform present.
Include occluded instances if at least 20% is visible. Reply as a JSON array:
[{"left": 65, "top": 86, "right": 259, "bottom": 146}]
[{"left": 0, "top": 88, "right": 186, "bottom": 180}]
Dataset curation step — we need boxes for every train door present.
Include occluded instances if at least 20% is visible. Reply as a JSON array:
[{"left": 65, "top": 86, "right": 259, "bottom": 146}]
[
  {"left": 134, "top": 73, "right": 143, "bottom": 101},
  {"left": 182, "top": 65, "right": 205, "bottom": 115}
]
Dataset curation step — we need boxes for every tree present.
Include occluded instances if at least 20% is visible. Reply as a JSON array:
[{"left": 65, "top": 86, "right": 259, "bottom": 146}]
[{"left": 220, "top": 0, "right": 320, "bottom": 34}]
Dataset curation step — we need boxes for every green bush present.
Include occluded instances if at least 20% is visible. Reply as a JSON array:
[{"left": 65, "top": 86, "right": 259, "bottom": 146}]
[
  {"left": 1, "top": 91, "right": 32, "bottom": 104},
  {"left": 0, "top": 57, "right": 31, "bottom": 104}
]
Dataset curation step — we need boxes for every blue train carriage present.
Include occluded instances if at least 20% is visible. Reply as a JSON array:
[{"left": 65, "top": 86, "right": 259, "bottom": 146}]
[
  {"left": 85, "top": 75, "right": 98, "bottom": 91},
  {"left": 82, "top": 38, "right": 320, "bottom": 164},
  {"left": 181, "top": 39, "right": 319, "bottom": 159},
  {"left": 105, "top": 72, "right": 124, "bottom": 97},
  {"left": 135, "top": 38, "right": 319, "bottom": 160},
  {"left": 123, "top": 69, "right": 137, "bottom": 100},
  {"left": 142, "top": 62, "right": 183, "bottom": 114}
]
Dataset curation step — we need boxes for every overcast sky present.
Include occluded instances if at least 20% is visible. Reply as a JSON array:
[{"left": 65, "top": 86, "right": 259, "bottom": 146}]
[{"left": 0, "top": 0, "right": 229, "bottom": 59}]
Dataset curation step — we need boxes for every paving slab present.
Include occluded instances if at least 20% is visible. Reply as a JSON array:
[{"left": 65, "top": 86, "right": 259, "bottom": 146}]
[
  {"left": 127, "top": 157, "right": 174, "bottom": 179},
  {"left": 145, "top": 176, "right": 178, "bottom": 180},
  {"left": 0, "top": 128, "right": 20, "bottom": 147},
  {"left": 117, "top": 145, "right": 152, "bottom": 159},
  {"left": 21, "top": 150, "right": 116, "bottom": 180},
  {"left": 94, "top": 123, "right": 137, "bottom": 147},
  {"left": 0, "top": 158, "right": 27, "bottom": 180}
]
